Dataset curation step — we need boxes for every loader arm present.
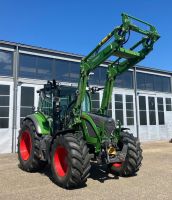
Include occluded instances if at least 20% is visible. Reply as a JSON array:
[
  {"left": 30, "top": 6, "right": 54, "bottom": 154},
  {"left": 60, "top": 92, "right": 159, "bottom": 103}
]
[
  {"left": 72, "top": 13, "right": 159, "bottom": 126},
  {"left": 99, "top": 36, "right": 158, "bottom": 115}
]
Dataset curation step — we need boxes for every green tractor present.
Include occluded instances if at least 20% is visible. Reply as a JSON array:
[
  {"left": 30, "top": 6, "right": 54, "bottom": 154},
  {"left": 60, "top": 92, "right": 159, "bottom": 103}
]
[{"left": 18, "top": 13, "right": 159, "bottom": 188}]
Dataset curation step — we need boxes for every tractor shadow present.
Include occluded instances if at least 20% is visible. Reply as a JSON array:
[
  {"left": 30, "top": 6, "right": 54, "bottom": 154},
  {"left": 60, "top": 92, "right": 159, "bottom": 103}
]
[
  {"left": 38, "top": 165, "right": 87, "bottom": 190},
  {"left": 89, "top": 162, "right": 119, "bottom": 183},
  {"left": 40, "top": 163, "right": 119, "bottom": 185},
  {"left": 18, "top": 162, "right": 119, "bottom": 187}
]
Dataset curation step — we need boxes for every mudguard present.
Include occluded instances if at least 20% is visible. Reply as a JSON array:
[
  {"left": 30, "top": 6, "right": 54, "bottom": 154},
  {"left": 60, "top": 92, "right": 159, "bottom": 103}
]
[{"left": 23, "top": 112, "right": 51, "bottom": 135}]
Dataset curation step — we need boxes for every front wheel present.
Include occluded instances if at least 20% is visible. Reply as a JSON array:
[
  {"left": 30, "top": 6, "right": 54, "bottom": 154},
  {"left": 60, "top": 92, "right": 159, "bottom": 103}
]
[
  {"left": 50, "top": 133, "right": 91, "bottom": 189},
  {"left": 109, "top": 132, "right": 143, "bottom": 176},
  {"left": 18, "top": 119, "right": 46, "bottom": 172}
]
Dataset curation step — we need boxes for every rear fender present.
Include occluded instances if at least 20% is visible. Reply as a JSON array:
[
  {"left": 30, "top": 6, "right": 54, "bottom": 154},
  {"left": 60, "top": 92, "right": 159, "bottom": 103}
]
[{"left": 23, "top": 112, "right": 51, "bottom": 135}]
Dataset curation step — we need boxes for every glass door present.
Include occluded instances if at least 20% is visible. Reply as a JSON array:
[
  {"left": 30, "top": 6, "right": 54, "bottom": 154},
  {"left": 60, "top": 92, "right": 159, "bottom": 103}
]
[{"left": 16, "top": 83, "right": 43, "bottom": 151}]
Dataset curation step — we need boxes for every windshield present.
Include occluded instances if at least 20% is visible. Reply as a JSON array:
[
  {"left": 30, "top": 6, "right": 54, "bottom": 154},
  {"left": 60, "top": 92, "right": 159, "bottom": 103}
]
[
  {"left": 38, "top": 85, "right": 91, "bottom": 118},
  {"left": 59, "top": 86, "right": 91, "bottom": 113}
]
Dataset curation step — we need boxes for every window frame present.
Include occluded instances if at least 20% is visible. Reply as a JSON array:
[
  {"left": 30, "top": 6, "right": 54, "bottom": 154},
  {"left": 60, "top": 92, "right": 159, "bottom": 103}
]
[
  {"left": 148, "top": 96, "right": 156, "bottom": 125},
  {"left": 0, "top": 84, "right": 10, "bottom": 128},
  {"left": 157, "top": 97, "right": 165, "bottom": 125},
  {"left": 0, "top": 49, "right": 13, "bottom": 77},
  {"left": 136, "top": 72, "right": 171, "bottom": 93},
  {"left": 139, "top": 96, "right": 147, "bottom": 125},
  {"left": 166, "top": 98, "right": 172, "bottom": 111},
  {"left": 91, "top": 92, "right": 100, "bottom": 113},
  {"left": 20, "top": 86, "right": 35, "bottom": 123},
  {"left": 126, "top": 95, "right": 134, "bottom": 126},
  {"left": 115, "top": 94, "right": 124, "bottom": 125}
]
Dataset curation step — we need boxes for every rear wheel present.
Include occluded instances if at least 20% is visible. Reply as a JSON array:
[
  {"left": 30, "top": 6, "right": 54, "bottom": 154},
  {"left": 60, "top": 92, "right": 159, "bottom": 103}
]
[
  {"left": 18, "top": 119, "right": 45, "bottom": 172},
  {"left": 135, "top": 139, "right": 143, "bottom": 172},
  {"left": 110, "top": 132, "right": 143, "bottom": 176},
  {"left": 50, "top": 133, "right": 91, "bottom": 188}
]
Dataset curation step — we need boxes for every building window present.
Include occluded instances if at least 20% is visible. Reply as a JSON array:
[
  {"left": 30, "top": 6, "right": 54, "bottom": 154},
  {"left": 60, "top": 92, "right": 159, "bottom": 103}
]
[
  {"left": 137, "top": 72, "right": 171, "bottom": 93},
  {"left": 20, "top": 87, "right": 34, "bottom": 124},
  {"left": 137, "top": 72, "right": 145, "bottom": 90},
  {"left": 54, "top": 59, "right": 70, "bottom": 82},
  {"left": 157, "top": 97, "right": 165, "bottom": 125},
  {"left": 148, "top": 97, "right": 156, "bottom": 125},
  {"left": 91, "top": 93, "right": 100, "bottom": 113},
  {"left": 108, "top": 101, "right": 112, "bottom": 117},
  {"left": 162, "top": 77, "right": 171, "bottom": 93},
  {"left": 19, "top": 54, "right": 53, "bottom": 80},
  {"left": 88, "top": 67, "right": 133, "bottom": 89},
  {"left": 139, "top": 96, "right": 147, "bottom": 125},
  {"left": 115, "top": 94, "right": 123, "bottom": 125},
  {"left": 115, "top": 71, "right": 133, "bottom": 89},
  {"left": 69, "top": 61, "right": 80, "bottom": 83},
  {"left": 19, "top": 54, "right": 36, "bottom": 78},
  {"left": 0, "top": 50, "right": 13, "bottom": 76},
  {"left": 55, "top": 59, "right": 80, "bottom": 83},
  {"left": 88, "top": 67, "right": 107, "bottom": 86},
  {"left": 37, "top": 56, "right": 54, "bottom": 79},
  {"left": 19, "top": 54, "right": 81, "bottom": 82},
  {"left": 166, "top": 98, "right": 172, "bottom": 111},
  {"left": 99, "top": 67, "right": 106, "bottom": 86},
  {"left": 89, "top": 68, "right": 101, "bottom": 85},
  {"left": 0, "top": 85, "right": 10, "bottom": 128},
  {"left": 126, "top": 95, "right": 134, "bottom": 125}
]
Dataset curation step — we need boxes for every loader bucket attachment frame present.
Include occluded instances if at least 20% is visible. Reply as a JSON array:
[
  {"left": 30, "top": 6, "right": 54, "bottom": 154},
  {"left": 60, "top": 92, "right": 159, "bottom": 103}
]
[{"left": 72, "top": 13, "right": 160, "bottom": 124}]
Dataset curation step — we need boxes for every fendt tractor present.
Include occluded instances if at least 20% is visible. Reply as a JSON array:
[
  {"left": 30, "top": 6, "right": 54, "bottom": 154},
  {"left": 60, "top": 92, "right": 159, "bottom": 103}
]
[{"left": 18, "top": 13, "right": 159, "bottom": 188}]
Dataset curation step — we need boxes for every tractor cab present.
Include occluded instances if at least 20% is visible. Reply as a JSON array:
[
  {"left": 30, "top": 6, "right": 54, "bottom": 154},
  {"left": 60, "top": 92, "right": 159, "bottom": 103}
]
[{"left": 37, "top": 81, "right": 91, "bottom": 129}]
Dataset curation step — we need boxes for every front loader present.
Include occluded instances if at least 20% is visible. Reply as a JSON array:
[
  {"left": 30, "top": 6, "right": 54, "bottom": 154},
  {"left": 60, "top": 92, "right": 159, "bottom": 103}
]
[{"left": 18, "top": 13, "right": 159, "bottom": 188}]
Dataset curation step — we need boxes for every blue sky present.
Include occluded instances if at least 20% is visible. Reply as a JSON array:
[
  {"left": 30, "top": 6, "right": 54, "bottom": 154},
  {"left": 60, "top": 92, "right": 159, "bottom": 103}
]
[{"left": 0, "top": 0, "right": 171, "bottom": 71}]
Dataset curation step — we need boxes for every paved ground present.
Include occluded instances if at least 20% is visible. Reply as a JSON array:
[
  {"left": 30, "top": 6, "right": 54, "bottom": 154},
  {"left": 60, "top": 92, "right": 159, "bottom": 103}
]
[{"left": 0, "top": 141, "right": 172, "bottom": 200}]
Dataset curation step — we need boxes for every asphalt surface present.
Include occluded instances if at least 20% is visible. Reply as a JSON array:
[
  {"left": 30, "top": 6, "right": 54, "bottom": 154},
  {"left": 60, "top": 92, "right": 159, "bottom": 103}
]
[{"left": 0, "top": 141, "right": 172, "bottom": 200}]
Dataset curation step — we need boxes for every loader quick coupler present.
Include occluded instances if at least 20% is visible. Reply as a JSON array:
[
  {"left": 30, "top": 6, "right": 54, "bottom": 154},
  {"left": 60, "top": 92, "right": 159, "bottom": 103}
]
[
  {"left": 98, "top": 141, "right": 117, "bottom": 165},
  {"left": 97, "top": 140, "right": 127, "bottom": 165},
  {"left": 106, "top": 144, "right": 128, "bottom": 164}
]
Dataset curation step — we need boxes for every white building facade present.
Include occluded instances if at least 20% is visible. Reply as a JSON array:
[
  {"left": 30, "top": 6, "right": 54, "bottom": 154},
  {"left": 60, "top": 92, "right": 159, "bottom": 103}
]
[{"left": 0, "top": 41, "right": 172, "bottom": 153}]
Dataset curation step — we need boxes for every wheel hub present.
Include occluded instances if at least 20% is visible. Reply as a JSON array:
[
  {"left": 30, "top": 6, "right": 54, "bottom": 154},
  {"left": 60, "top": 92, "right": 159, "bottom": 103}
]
[
  {"left": 54, "top": 146, "right": 68, "bottom": 177},
  {"left": 20, "top": 131, "right": 32, "bottom": 161},
  {"left": 112, "top": 163, "right": 122, "bottom": 168}
]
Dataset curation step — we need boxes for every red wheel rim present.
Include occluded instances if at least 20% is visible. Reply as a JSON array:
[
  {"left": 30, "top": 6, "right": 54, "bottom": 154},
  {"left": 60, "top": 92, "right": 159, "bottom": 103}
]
[
  {"left": 54, "top": 146, "right": 68, "bottom": 177},
  {"left": 20, "top": 131, "right": 32, "bottom": 161},
  {"left": 112, "top": 162, "right": 122, "bottom": 168}
]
